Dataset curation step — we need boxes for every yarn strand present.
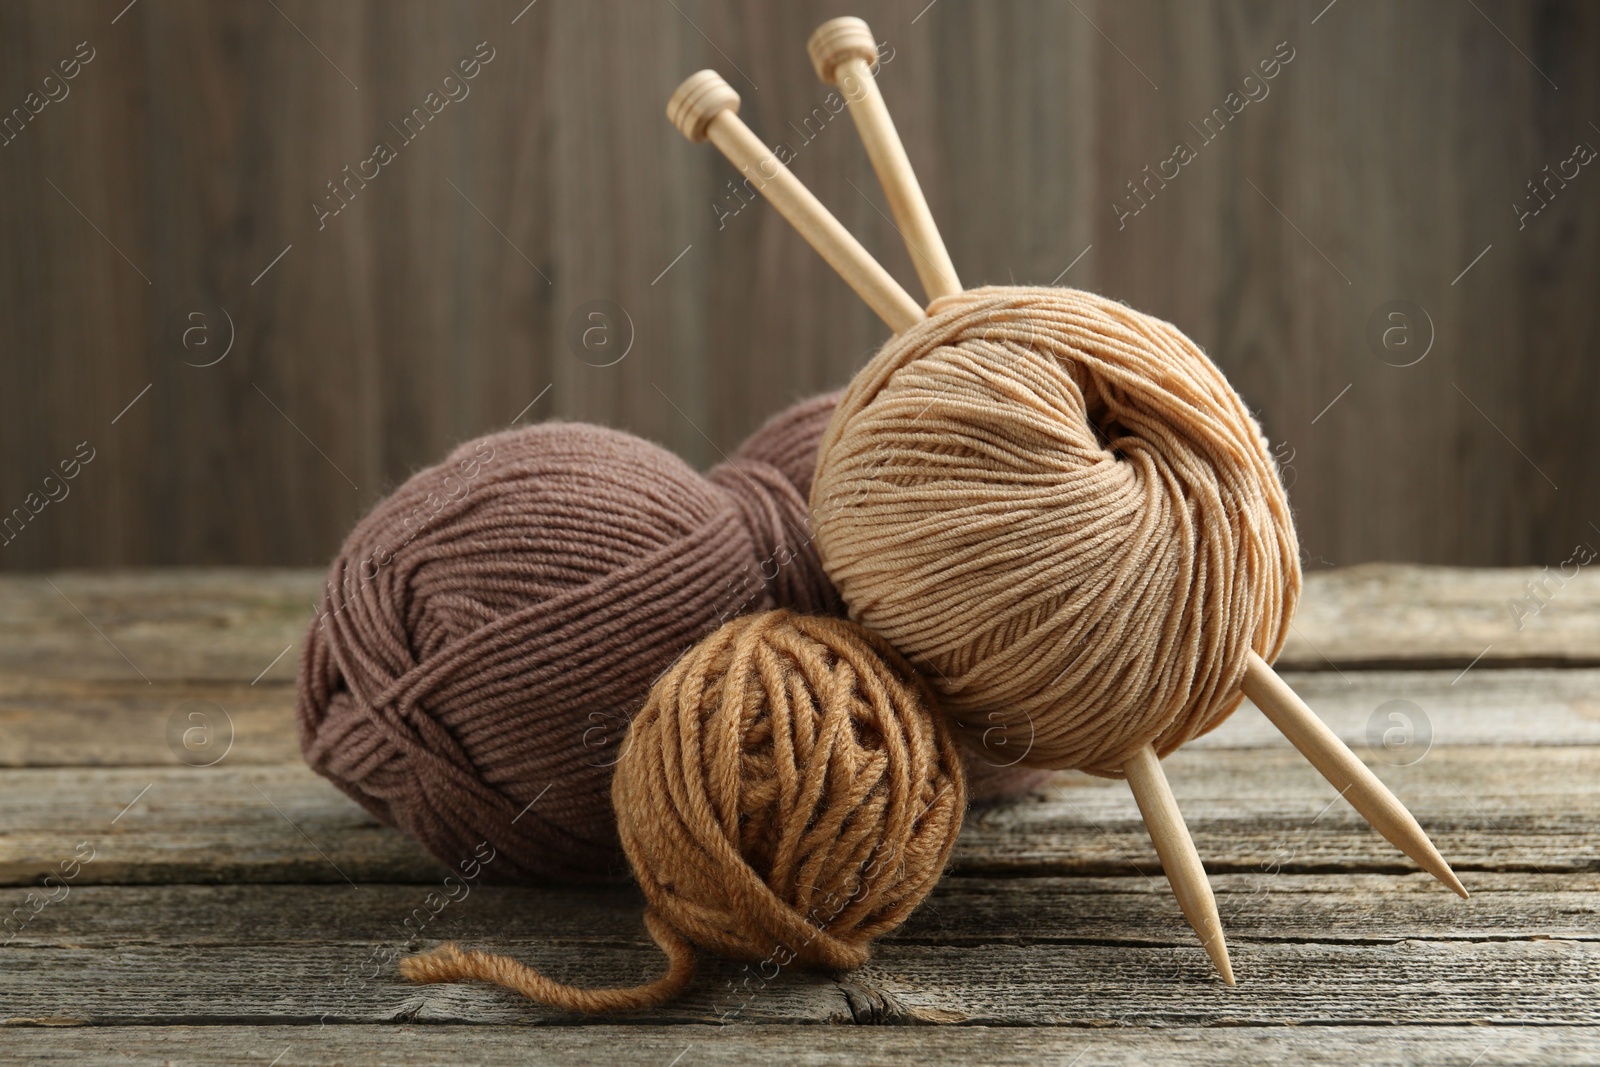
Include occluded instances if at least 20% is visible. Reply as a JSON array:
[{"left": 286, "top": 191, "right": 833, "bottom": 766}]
[{"left": 400, "top": 909, "right": 696, "bottom": 1014}]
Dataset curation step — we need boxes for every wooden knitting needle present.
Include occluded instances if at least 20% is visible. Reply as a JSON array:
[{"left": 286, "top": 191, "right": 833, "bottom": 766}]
[
  {"left": 800, "top": 29, "right": 1469, "bottom": 905},
  {"left": 1241, "top": 651, "right": 1468, "bottom": 898},
  {"left": 1123, "top": 745, "right": 1234, "bottom": 984},
  {"left": 667, "top": 70, "right": 924, "bottom": 333},
  {"left": 797, "top": 33, "right": 1236, "bottom": 978},
  {"left": 806, "top": 18, "right": 961, "bottom": 300},
  {"left": 673, "top": 67, "right": 1235, "bottom": 980}
]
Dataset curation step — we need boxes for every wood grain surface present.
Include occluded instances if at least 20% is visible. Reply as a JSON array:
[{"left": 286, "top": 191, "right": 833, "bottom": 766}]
[
  {"left": 1, "top": 563, "right": 1594, "bottom": 682},
  {"left": 5, "top": 1025, "right": 1596, "bottom": 1067},
  {"left": 1, "top": 564, "right": 1597, "bottom": 1063},
  {"left": 1, "top": 1, "right": 1596, "bottom": 572}
]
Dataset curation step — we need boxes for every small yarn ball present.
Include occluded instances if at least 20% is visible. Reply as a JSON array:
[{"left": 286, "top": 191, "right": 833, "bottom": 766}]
[
  {"left": 402, "top": 610, "right": 965, "bottom": 1012},
  {"left": 812, "top": 286, "right": 1301, "bottom": 774},
  {"left": 616, "top": 609, "right": 965, "bottom": 972}
]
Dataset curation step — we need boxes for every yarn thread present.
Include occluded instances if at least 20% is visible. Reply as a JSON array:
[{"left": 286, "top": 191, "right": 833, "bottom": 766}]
[
  {"left": 402, "top": 610, "right": 965, "bottom": 1012},
  {"left": 812, "top": 286, "right": 1301, "bottom": 773}
]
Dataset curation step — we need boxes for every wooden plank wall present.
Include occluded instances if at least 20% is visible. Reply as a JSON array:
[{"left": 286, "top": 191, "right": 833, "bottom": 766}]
[{"left": 0, "top": 0, "right": 1595, "bottom": 572}]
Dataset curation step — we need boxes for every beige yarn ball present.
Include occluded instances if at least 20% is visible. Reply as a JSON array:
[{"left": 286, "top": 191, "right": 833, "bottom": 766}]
[{"left": 811, "top": 286, "right": 1300, "bottom": 774}]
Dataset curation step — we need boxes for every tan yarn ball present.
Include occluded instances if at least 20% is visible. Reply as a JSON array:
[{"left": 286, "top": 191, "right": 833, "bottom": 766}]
[
  {"left": 616, "top": 609, "right": 965, "bottom": 972},
  {"left": 402, "top": 609, "right": 965, "bottom": 1012},
  {"left": 811, "top": 286, "right": 1301, "bottom": 775}
]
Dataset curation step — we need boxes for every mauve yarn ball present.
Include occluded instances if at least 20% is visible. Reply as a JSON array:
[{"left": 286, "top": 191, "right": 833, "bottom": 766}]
[{"left": 297, "top": 392, "right": 1047, "bottom": 884}]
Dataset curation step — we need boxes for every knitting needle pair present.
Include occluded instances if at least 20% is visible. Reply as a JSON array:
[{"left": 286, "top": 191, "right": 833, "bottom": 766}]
[{"left": 667, "top": 16, "right": 1466, "bottom": 986}]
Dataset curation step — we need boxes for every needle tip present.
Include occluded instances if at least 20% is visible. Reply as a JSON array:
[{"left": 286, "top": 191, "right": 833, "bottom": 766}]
[
  {"left": 1205, "top": 935, "right": 1235, "bottom": 986},
  {"left": 1422, "top": 854, "right": 1469, "bottom": 899}
]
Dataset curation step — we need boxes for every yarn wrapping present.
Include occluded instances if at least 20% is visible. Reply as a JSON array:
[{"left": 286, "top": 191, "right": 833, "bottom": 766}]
[
  {"left": 811, "top": 286, "right": 1301, "bottom": 774},
  {"left": 402, "top": 609, "right": 965, "bottom": 1011}
]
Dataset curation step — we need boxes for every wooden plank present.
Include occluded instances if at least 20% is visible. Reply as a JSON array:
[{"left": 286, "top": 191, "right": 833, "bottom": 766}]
[
  {"left": 5, "top": 1025, "right": 1596, "bottom": 1067},
  {"left": 1, "top": 565, "right": 1596, "bottom": 689},
  {"left": 0, "top": 678, "right": 297, "bottom": 767},
  {"left": 0, "top": 570, "right": 316, "bottom": 682},
  {"left": 5, "top": 874, "right": 1595, "bottom": 952},
  {"left": 1210, "top": 667, "right": 1600, "bottom": 749},
  {"left": 7, "top": 666, "right": 1598, "bottom": 769},
  {"left": 3, "top": 930, "right": 1596, "bottom": 1027},
  {"left": 1, "top": 746, "right": 1592, "bottom": 886},
  {"left": 548, "top": 0, "right": 709, "bottom": 458},
  {"left": 846, "top": 940, "right": 1600, "bottom": 1027},
  {"left": 1089, "top": 0, "right": 1600, "bottom": 568},
  {"left": 957, "top": 745, "right": 1598, "bottom": 878},
  {"left": 5, "top": 875, "right": 1594, "bottom": 1033},
  {"left": 1278, "top": 564, "right": 1600, "bottom": 668},
  {"left": 0, "top": 764, "right": 442, "bottom": 887}
]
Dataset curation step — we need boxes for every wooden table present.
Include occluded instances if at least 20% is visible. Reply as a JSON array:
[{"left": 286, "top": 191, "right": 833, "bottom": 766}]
[{"left": 3, "top": 565, "right": 1597, "bottom": 1065}]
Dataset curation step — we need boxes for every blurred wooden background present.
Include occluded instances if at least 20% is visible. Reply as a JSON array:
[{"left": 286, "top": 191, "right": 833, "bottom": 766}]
[{"left": 0, "top": 0, "right": 1595, "bottom": 571}]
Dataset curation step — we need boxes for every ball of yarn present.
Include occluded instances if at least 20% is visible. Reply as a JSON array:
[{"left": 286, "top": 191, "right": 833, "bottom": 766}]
[
  {"left": 298, "top": 400, "right": 836, "bottom": 883},
  {"left": 401, "top": 610, "right": 965, "bottom": 1011},
  {"left": 617, "top": 609, "right": 964, "bottom": 970},
  {"left": 298, "top": 391, "right": 1041, "bottom": 884},
  {"left": 811, "top": 286, "right": 1301, "bottom": 774}
]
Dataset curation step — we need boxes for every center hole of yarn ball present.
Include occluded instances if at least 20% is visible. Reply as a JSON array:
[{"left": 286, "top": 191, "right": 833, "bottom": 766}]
[{"left": 875, "top": 342, "right": 1139, "bottom": 505}]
